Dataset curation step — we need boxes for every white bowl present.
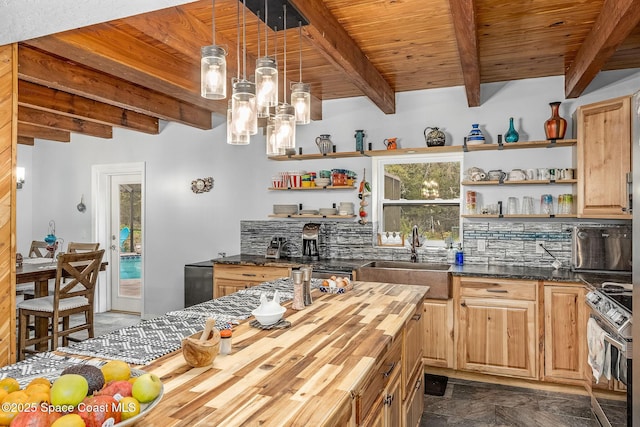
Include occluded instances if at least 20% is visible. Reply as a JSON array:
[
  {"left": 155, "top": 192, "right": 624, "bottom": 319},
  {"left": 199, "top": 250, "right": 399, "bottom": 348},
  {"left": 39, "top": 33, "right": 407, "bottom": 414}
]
[{"left": 251, "top": 305, "right": 286, "bottom": 326}]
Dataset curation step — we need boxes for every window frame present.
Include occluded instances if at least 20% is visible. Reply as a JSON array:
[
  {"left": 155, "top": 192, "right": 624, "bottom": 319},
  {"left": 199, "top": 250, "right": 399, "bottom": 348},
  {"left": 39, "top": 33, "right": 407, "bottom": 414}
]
[{"left": 371, "top": 152, "right": 463, "bottom": 247}]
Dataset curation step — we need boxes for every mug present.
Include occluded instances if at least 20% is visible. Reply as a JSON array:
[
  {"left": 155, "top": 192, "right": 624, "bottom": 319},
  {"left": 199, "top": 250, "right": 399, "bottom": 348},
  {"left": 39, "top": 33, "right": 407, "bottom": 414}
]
[
  {"left": 558, "top": 168, "right": 574, "bottom": 180},
  {"left": 383, "top": 138, "right": 397, "bottom": 150},
  {"left": 487, "top": 170, "right": 506, "bottom": 181},
  {"left": 508, "top": 169, "right": 527, "bottom": 181},
  {"left": 470, "top": 171, "right": 486, "bottom": 181},
  {"left": 548, "top": 168, "right": 558, "bottom": 181},
  {"left": 526, "top": 169, "right": 537, "bottom": 180},
  {"left": 537, "top": 168, "right": 550, "bottom": 180}
]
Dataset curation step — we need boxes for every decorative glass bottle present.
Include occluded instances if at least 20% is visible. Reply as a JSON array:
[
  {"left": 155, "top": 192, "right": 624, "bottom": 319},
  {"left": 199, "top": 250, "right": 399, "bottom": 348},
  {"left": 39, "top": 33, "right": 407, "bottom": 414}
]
[
  {"left": 544, "top": 101, "right": 567, "bottom": 140},
  {"left": 466, "top": 124, "right": 485, "bottom": 145},
  {"left": 504, "top": 117, "right": 519, "bottom": 143}
]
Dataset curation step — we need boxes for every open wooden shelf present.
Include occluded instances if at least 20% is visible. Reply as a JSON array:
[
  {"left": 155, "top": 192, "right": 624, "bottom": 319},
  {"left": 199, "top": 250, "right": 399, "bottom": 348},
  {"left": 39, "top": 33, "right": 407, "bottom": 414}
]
[
  {"left": 268, "top": 185, "right": 356, "bottom": 191},
  {"left": 461, "top": 179, "right": 577, "bottom": 186},
  {"left": 266, "top": 139, "right": 577, "bottom": 161},
  {"left": 268, "top": 214, "right": 357, "bottom": 219},
  {"left": 462, "top": 214, "right": 577, "bottom": 219}
]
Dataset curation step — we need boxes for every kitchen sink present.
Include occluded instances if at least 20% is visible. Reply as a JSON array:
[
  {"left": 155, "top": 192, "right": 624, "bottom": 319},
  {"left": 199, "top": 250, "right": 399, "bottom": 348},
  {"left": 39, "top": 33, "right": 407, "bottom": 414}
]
[{"left": 355, "top": 261, "right": 452, "bottom": 299}]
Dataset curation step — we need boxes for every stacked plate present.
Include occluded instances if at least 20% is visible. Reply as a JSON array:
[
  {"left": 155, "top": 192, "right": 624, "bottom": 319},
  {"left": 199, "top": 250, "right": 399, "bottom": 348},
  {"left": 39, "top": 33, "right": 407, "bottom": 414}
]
[
  {"left": 338, "top": 202, "right": 354, "bottom": 215},
  {"left": 273, "top": 204, "right": 299, "bottom": 215},
  {"left": 300, "top": 209, "right": 319, "bottom": 215},
  {"left": 319, "top": 208, "right": 338, "bottom": 216}
]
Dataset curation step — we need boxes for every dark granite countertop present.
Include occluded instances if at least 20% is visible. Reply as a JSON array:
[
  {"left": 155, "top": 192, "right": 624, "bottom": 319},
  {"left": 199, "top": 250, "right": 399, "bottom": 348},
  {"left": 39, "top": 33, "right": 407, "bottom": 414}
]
[
  {"left": 213, "top": 254, "right": 631, "bottom": 289},
  {"left": 212, "top": 254, "right": 363, "bottom": 273}
]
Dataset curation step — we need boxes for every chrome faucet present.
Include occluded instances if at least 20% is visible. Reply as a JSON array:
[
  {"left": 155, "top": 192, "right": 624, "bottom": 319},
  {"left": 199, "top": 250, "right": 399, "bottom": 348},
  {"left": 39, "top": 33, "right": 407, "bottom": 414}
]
[{"left": 410, "top": 225, "right": 420, "bottom": 262}]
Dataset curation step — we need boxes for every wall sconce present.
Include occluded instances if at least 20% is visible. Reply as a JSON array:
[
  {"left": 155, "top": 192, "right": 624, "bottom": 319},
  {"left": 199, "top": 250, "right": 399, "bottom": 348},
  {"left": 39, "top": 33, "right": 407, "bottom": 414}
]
[{"left": 16, "top": 167, "right": 25, "bottom": 189}]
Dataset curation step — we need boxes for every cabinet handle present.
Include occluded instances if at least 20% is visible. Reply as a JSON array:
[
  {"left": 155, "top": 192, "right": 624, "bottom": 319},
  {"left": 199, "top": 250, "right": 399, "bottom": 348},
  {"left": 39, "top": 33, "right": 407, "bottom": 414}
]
[
  {"left": 460, "top": 301, "right": 466, "bottom": 307},
  {"left": 242, "top": 273, "right": 257, "bottom": 277},
  {"left": 412, "top": 313, "right": 422, "bottom": 321},
  {"left": 414, "top": 377, "right": 422, "bottom": 390},
  {"left": 383, "top": 393, "right": 394, "bottom": 406},
  {"left": 383, "top": 361, "right": 396, "bottom": 378},
  {"left": 486, "top": 289, "right": 508, "bottom": 293}
]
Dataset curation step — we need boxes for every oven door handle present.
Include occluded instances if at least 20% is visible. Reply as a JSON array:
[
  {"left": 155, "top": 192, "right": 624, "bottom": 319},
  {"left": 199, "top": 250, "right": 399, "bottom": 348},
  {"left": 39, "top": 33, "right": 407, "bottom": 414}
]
[{"left": 604, "top": 333, "right": 625, "bottom": 352}]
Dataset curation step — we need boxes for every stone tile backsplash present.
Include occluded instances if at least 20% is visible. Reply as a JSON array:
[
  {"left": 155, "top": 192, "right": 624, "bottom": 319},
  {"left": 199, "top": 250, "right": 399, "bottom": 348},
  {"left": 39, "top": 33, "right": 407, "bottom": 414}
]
[{"left": 240, "top": 220, "right": 622, "bottom": 268}]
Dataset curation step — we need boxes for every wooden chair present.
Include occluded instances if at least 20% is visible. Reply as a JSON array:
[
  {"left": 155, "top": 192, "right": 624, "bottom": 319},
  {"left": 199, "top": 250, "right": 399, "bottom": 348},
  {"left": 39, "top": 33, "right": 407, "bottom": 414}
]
[
  {"left": 29, "top": 241, "right": 54, "bottom": 258},
  {"left": 67, "top": 242, "right": 100, "bottom": 253},
  {"left": 17, "top": 249, "right": 105, "bottom": 360}
]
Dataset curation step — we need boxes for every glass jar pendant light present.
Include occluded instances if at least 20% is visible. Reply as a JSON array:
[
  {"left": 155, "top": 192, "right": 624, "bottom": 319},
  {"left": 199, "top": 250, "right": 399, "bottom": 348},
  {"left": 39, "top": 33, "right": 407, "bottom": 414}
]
[
  {"left": 291, "top": 22, "right": 310, "bottom": 124},
  {"left": 265, "top": 116, "right": 278, "bottom": 155},
  {"left": 227, "top": 100, "right": 250, "bottom": 145},
  {"left": 200, "top": 0, "right": 226, "bottom": 99},
  {"left": 232, "top": 80, "right": 258, "bottom": 136},
  {"left": 274, "top": 103, "right": 296, "bottom": 154}
]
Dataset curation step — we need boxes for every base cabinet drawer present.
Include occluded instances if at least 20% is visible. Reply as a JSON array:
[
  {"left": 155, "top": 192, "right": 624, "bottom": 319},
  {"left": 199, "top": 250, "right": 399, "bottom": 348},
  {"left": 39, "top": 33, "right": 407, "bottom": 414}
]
[
  {"left": 403, "top": 373, "right": 424, "bottom": 427},
  {"left": 214, "top": 264, "right": 292, "bottom": 297}
]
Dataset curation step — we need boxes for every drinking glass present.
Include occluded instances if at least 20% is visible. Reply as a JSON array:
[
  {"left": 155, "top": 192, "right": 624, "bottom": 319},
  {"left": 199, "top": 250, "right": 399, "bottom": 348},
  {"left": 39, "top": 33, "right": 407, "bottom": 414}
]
[
  {"left": 521, "top": 196, "right": 535, "bottom": 214},
  {"left": 540, "top": 194, "right": 554, "bottom": 215},
  {"left": 507, "top": 197, "right": 519, "bottom": 215}
]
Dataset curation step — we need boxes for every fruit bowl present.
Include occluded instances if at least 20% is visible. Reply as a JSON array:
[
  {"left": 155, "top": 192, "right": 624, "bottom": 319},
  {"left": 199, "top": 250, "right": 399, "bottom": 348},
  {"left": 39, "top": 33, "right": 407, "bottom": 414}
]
[{"left": 115, "top": 368, "right": 164, "bottom": 426}]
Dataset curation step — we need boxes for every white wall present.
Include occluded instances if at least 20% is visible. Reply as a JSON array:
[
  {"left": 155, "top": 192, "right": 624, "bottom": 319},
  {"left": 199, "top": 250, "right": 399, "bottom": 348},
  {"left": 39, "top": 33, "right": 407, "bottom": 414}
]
[{"left": 19, "top": 71, "right": 640, "bottom": 317}]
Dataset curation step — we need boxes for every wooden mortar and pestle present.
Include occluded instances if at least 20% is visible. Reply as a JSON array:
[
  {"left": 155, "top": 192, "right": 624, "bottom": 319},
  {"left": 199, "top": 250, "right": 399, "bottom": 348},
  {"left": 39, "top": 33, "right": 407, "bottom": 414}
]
[{"left": 181, "top": 318, "right": 221, "bottom": 367}]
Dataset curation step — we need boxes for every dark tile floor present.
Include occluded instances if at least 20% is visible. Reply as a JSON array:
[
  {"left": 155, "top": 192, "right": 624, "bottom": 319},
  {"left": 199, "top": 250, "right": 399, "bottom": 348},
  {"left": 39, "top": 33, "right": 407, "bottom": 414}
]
[{"left": 420, "top": 377, "right": 595, "bottom": 427}]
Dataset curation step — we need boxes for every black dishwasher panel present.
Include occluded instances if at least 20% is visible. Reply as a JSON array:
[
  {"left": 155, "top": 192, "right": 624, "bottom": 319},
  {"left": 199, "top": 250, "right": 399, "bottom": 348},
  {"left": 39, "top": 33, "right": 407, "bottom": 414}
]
[{"left": 184, "top": 260, "right": 214, "bottom": 307}]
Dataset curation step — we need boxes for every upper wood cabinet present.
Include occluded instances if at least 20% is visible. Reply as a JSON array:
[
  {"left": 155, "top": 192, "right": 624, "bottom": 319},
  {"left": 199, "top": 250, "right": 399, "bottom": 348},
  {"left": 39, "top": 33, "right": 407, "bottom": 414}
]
[{"left": 577, "top": 96, "right": 632, "bottom": 219}]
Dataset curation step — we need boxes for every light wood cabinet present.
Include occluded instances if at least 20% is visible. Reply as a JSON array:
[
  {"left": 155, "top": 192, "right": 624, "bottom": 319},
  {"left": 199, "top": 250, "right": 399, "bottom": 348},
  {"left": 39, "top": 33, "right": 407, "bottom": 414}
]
[
  {"left": 454, "top": 277, "right": 539, "bottom": 379},
  {"left": 577, "top": 95, "right": 632, "bottom": 219},
  {"left": 422, "top": 299, "right": 454, "bottom": 368},
  {"left": 543, "top": 283, "right": 587, "bottom": 384},
  {"left": 213, "top": 264, "right": 292, "bottom": 297}
]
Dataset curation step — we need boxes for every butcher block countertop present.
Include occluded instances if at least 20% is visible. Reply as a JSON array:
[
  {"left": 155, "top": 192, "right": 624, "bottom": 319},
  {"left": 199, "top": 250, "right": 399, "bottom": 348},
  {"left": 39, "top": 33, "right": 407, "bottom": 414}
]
[{"left": 132, "top": 281, "right": 427, "bottom": 426}]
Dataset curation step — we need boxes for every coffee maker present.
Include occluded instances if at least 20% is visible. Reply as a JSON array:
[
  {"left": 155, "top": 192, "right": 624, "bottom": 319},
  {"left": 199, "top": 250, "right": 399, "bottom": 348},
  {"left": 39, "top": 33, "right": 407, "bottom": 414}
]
[
  {"left": 302, "top": 223, "right": 321, "bottom": 260},
  {"left": 265, "top": 237, "right": 287, "bottom": 259}
]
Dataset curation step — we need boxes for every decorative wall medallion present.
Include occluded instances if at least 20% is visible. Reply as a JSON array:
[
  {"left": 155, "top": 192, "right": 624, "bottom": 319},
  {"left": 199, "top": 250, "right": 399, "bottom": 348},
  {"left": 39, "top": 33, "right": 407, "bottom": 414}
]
[{"left": 191, "top": 177, "right": 213, "bottom": 193}]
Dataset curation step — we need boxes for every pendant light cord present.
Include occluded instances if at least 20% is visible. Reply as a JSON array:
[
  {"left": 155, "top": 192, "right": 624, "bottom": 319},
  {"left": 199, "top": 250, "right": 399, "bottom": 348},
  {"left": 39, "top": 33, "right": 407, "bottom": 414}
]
[
  {"left": 283, "top": 4, "right": 287, "bottom": 100},
  {"left": 212, "top": 0, "right": 216, "bottom": 45},
  {"left": 236, "top": 0, "right": 240, "bottom": 79},
  {"left": 242, "top": 0, "right": 247, "bottom": 80},
  {"left": 257, "top": 11, "right": 261, "bottom": 58},
  {"left": 264, "top": 0, "right": 269, "bottom": 55},
  {"left": 298, "top": 21, "right": 302, "bottom": 83}
]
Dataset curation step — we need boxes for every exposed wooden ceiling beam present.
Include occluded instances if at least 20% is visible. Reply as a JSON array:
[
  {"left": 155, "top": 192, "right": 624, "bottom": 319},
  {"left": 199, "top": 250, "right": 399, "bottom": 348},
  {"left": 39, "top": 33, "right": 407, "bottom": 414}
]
[
  {"left": 18, "top": 106, "right": 113, "bottom": 139},
  {"left": 24, "top": 23, "right": 226, "bottom": 115},
  {"left": 18, "top": 81, "right": 159, "bottom": 134},
  {"left": 123, "top": 6, "right": 323, "bottom": 120},
  {"left": 18, "top": 45, "right": 212, "bottom": 130},
  {"left": 448, "top": 0, "right": 481, "bottom": 107},
  {"left": 17, "top": 136, "right": 34, "bottom": 146},
  {"left": 18, "top": 123, "right": 70, "bottom": 143},
  {"left": 565, "top": 0, "right": 640, "bottom": 98},
  {"left": 288, "top": 0, "right": 394, "bottom": 114}
]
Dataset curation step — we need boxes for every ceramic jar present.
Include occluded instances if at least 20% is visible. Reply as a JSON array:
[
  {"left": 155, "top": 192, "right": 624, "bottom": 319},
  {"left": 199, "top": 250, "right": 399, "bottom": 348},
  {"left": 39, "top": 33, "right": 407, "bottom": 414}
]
[
  {"left": 504, "top": 117, "right": 519, "bottom": 142},
  {"left": 544, "top": 102, "right": 567, "bottom": 140},
  {"left": 424, "top": 127, "right": 446, "bottom": 147},
  {"left": 466, "top": 124, "right": 485, "bottom": 145}
]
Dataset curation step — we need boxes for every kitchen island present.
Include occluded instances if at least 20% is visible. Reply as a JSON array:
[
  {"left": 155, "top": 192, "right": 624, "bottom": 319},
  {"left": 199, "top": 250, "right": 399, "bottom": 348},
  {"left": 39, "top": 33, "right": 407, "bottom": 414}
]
[
  {"left": 136, "top": 280, "right": 426, "bottom": 426},
  {"left": 2, "top": 280, "right": 427, "bottom": 426}
]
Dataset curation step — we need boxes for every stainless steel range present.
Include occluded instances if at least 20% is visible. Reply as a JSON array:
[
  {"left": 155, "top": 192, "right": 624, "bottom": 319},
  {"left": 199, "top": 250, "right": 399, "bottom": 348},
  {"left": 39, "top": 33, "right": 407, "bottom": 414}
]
[{"left": 586, "top": 282, "right": 632, "bottom": 426}]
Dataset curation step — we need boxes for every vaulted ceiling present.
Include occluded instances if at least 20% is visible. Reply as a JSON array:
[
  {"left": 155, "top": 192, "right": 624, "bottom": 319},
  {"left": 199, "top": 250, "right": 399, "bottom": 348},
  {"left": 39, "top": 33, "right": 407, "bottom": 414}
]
[{"left": 14, "top": 0, "right": 640, "bottom": 144}]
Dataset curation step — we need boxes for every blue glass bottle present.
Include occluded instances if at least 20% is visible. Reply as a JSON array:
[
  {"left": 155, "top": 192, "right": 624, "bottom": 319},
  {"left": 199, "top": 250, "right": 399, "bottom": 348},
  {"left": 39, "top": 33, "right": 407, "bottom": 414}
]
[{"left": 505, "top": 117, "right": 519, "bottom": 143}]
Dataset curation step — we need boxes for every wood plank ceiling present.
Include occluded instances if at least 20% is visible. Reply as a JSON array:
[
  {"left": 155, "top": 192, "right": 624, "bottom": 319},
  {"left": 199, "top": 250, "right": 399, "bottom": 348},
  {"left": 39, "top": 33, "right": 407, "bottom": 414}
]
[{"left": 13, "top": 0, "right": 640, "bottom": 144}]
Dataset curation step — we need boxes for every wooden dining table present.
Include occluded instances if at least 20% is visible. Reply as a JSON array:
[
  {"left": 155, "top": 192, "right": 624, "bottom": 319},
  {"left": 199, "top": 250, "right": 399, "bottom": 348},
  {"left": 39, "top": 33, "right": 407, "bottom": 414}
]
[{"left": 16, "top": 259, "right": 108, "bottom": 351}]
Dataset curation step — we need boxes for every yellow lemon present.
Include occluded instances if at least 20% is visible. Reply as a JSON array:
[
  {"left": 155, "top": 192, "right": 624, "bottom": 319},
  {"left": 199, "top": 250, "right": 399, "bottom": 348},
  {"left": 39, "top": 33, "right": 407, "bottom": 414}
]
[
  {"left": 119, "top": 396, "right": 141, "bottom": 420},
  {"left": 0, "top": 390, "right": 7, "bottom": 404},
  {"left": 100, "top": 360, "right": 131, "bottom": 383},
  {"left": 3, "top": 390, "right": 29, "bottom": 405},
  {"left": 25, "top": 383, "right": 50, "bottom": 396},
  {"left": 51, "top": 413, "right": 86, "bottom": 427},
  {"left": 27, "top": 378, "right": 51, "bottom": 389},
  {"left": 0, "top": 378, "right": 19, "bottom": 394},
  {"left": 0, "top": 410, "right": 16, "bottom": 426}
]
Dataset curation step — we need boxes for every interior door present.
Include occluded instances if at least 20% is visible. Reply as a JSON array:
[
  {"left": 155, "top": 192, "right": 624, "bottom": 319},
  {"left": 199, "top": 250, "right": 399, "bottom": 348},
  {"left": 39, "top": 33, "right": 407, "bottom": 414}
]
[{"left": 110, "top": 174, "right": 142, "bottom": 313}]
